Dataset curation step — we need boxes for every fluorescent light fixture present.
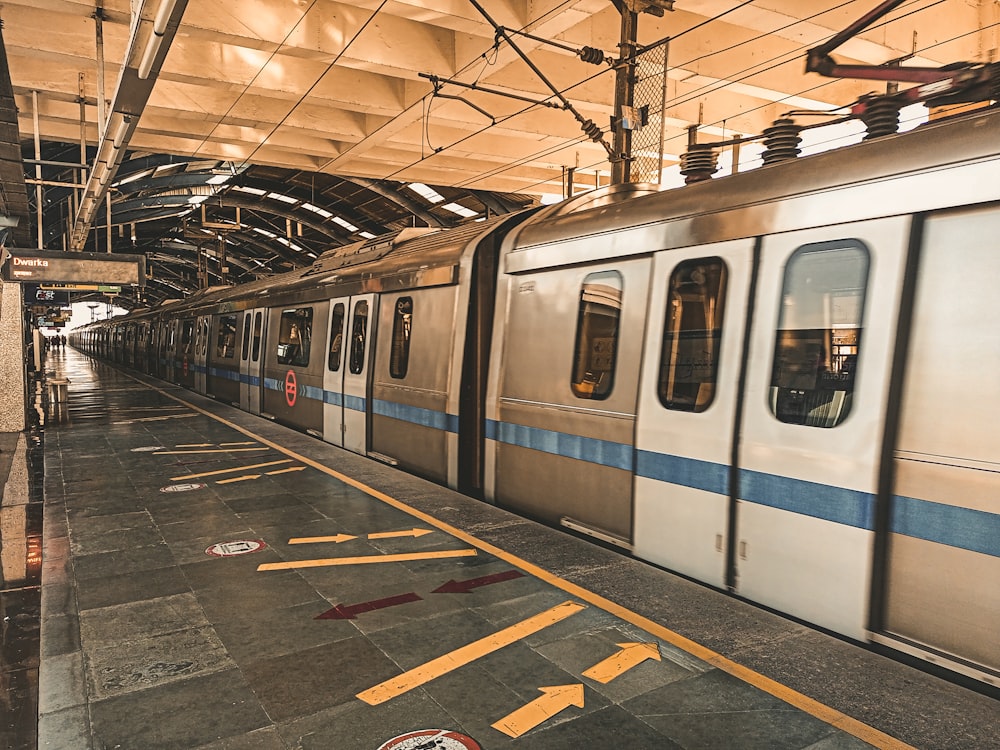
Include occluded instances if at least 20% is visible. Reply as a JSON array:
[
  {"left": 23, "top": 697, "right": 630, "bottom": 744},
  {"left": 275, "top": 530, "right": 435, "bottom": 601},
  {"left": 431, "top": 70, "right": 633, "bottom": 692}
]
[
  {"left": 111, "top": 116, "right": 131, "bottom": 149},
  {"left": 206, "top": 174, "right": 230, "bottom": 185},
  {"left": 332, "top": 216, "right": 359, "bottom": 231},
  {"left": 153, "top": 0, "right": 178, "bottom": 34},
  {"left": 188, "top": 195, "right": 208, "bottom": 204},
  {"left": 267, "top": 192, "right": 297, "bottom": 204},
  {"left": 234, "top": 186, "right": 266, "bottom": 196},
  {"left": 252, "top": 227, "right": 278, "bottom": 238},
  {"left": 407, "top": 182, "right": 444, "bottom": 203},
  {"left": 138, "top": 0, "right": 178, "bottom": 80},
  {"left": 442, "top": 202, "right": 478, "bottom": 218},
  {"left": 359, "top": 231, "right": 376, "bottom": 239}
]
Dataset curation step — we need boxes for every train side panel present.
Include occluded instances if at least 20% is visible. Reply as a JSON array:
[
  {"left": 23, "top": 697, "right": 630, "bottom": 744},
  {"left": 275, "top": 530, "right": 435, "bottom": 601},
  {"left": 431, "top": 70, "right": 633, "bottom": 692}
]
[
  {"left": 880, "top": 203, "right": 1000, "bottom": 681},
  {"left": 370, "top": 287, "right": 456, "bottom": 484},
  {"left": 488, "top": 256, "right": 651, "bottom": 544}
]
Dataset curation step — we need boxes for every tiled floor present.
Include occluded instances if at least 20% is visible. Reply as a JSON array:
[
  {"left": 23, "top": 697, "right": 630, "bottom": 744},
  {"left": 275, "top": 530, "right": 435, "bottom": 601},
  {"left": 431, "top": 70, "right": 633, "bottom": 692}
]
[{"left": 31, "top": 348, "right": 1000, "bottom": 749}]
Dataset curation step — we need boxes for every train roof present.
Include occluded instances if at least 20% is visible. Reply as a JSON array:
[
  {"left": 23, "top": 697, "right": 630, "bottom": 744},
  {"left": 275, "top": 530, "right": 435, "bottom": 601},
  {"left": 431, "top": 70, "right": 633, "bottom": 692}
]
[{"left": 504, "top": 107, "right": 1000, "bottom": 272}]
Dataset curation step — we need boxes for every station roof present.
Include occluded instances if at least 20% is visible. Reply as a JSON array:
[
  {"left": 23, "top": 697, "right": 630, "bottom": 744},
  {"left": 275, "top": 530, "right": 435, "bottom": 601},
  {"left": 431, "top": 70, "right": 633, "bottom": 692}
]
[{"left": 0, "top": 1, "right": 994, "bottom": 306}]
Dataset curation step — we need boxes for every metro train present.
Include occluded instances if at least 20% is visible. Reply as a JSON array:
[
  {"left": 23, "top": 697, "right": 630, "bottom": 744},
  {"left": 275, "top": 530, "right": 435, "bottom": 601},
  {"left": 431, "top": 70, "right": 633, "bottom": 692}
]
[{"left": 72, "top": 107, "right": 1000, "bottom": 686}]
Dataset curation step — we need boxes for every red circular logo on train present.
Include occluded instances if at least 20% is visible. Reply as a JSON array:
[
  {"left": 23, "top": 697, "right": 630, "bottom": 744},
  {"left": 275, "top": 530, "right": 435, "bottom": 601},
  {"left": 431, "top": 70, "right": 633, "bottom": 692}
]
[{"left": 285, "top": 370, "right": 297, "bottom": 407}]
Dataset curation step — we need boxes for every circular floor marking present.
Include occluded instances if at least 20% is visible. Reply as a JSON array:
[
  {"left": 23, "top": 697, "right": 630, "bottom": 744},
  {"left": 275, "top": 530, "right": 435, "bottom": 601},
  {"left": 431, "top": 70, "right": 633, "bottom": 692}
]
[
  {"left": 377, "top": 729, "right": 481, "bottom": 750},
  {"left": 205, "top": 539, "right": 267, "bottom": 557},
  {"left": 159, "top": 482, "right": 207, "bottom": 493}
]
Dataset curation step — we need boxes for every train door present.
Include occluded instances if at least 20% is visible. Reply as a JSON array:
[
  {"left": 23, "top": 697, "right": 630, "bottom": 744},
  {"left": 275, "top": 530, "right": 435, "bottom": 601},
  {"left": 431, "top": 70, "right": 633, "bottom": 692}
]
[
  {"left": 322, "top": 298, "right": 349, "bottom": 447},
  {"left": 194, "top": 315, "right": 209, "bottom": 394},
  {"left": 239, "top": 308, "right": 266, "bottom": 415},
  {"left": 632, "top": 240, "right": 755, "bottom": 587},
  {"left": 164, "top": 320, "right": 178, "bottom": 382},
  {"left": 322, "top": 294, "right": 375, "bottom": 454},
  {"left": 734, "top": 217, "right": 910, "bottom": 640}
]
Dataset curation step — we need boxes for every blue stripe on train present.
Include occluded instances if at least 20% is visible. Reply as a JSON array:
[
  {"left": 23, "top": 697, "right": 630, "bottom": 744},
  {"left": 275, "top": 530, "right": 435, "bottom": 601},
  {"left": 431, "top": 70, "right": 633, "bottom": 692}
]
[
  {"left": 373, "top": 399, "right": 459, "bottom": 433},
  {"left": 891, "top": 495, "right": 1000, "bottom": 558}
]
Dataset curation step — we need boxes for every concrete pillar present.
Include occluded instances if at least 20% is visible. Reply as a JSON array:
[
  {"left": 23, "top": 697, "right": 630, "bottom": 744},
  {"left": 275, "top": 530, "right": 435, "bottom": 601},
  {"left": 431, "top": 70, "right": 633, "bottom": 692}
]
[{"left": 0, "top": 281, "right": 27, "bottom": 431}]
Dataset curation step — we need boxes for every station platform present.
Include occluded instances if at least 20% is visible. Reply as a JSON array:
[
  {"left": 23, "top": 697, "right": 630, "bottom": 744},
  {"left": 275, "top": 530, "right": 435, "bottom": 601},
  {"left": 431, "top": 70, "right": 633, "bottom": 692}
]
[{"left": 32, "top": 347, "right": 998, "bottom": 749}]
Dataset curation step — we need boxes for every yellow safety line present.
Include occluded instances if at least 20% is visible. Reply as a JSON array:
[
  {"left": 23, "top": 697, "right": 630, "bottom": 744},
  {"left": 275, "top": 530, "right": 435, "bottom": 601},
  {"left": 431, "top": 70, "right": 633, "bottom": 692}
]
[
  {"left": 130, "top": 378, "right": 915, "bottom": 750},
  {"left": 171, "top": 459, "right": 292, "bottom": 480}
]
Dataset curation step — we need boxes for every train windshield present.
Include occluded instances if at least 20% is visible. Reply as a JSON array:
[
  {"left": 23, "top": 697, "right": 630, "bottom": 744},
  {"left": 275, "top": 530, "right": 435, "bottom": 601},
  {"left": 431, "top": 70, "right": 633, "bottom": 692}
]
[{"left": 770, "top": 241, "right": 869, "bottom": 428}]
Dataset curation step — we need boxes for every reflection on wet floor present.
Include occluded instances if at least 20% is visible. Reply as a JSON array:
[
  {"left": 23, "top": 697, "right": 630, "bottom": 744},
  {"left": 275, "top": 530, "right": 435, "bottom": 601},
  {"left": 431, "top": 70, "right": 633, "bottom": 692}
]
[{"left": 0, "top": 375, "right": 45, "bottom": 750}]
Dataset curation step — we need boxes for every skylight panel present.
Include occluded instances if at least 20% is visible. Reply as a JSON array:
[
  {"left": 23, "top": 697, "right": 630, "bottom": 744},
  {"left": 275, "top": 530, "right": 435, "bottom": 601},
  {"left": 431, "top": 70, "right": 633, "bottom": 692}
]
[
  {"left": 442, "top": 202, "right": 477, "bottom": 218},
  {"left": 233, "top": 186, "right": 266, "bottom": 196},
  {"left": 407, "top": 182, "right": 444, "bottom": 203},
  {"left": 268, "top": 192, "right": 298, "bottom": 204},
  {"left": 332, "top": 216, "right": 359, "bottom": 232},
  {"left": 302, "top": 203, "right": 334, "bottom": 219}
]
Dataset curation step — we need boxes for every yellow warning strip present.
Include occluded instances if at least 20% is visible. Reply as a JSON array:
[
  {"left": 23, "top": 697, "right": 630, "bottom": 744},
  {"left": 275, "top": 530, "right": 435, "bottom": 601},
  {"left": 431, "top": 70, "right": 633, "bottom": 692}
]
[
  {"left": 220, "top": 441, "right": 258, "bottom": 446},
  {"left": 257, "top": 549, "right": 477, "bottom": 571},
  {"left": 155, "top": 447, "right": 270, "bottom": 455},
  {"left": 171, "top": 460, "right": 292, "bottom": 480},
  {"left": 135, "top": 380, "right": 914, "bottom": 750}
]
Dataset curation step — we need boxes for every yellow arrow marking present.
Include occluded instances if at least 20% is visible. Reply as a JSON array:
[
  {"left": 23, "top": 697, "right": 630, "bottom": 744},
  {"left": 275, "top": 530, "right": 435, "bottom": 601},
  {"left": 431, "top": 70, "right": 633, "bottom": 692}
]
[
  {"left": 155, "top": 447, "right": 270, "bottom": 455},
  {"left": 216, "top": 474, "right": 262, "bottom": 484},
  {"left": 219, "top": 441, "right": 258, "bottom": 446},
  {"left": 357, "top": 601, "right": 585, "bottom": 706},
  {"left": 266, "top": 466, "right": 306, "bottom": 475},
  {"left": 581, "top": 642, "right": 661, "bottom": 684},
  {"left": 288, "top": 534, "right": 358, "bottom": 545},
  {"left": 171, "top": 460, "right": 292, "bottom": 481},
  {"left": 492, "top": 684, "right": 585, "bottom": 738},
  {"left": 367, "top": 528, "right": 434, "bottom": 540},
  {"left": 258, "top": 549, "right": 477, "bottom": 572}
]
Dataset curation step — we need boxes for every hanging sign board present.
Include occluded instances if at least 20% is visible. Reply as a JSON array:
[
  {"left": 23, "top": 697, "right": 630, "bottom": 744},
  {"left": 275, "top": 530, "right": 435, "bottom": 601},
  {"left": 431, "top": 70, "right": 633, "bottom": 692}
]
[{"left": 1, "top": 248, "right": 146, "bottom": 286}]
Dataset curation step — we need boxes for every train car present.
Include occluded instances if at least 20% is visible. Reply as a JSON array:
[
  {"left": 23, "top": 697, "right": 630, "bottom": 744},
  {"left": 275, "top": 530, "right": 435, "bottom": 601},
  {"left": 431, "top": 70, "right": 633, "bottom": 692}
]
[
  {"left": 483, "top": 108, "right": 999, "bottom": 683},
  {"left": 70, "top": 106, "right": 1000, "bottom": 686}
]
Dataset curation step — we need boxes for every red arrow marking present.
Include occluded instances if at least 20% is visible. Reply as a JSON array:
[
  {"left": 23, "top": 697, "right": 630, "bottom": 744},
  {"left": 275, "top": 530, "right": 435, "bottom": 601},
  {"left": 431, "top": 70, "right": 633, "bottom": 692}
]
[
  {"left": 432, "top": 569, "right": 525, "bottom": 594},
  {"left": 315, "top": 592, "right": 422, "bottom": 620}
]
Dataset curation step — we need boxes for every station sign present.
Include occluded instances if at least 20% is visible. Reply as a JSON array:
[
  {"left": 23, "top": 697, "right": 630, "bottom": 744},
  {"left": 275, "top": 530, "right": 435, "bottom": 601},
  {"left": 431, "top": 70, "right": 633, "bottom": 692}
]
[{"left": 1, "top": 248, "right": 145, "bottom": 287}]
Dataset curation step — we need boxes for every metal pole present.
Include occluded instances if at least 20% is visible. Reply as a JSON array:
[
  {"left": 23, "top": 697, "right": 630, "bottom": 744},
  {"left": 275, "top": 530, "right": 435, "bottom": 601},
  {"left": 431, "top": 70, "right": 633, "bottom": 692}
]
[
  {"left": 106, "top": 192, "right": 112, "bottom": 253},
  {"left": 612, "top": 7, "right": 638, "bottom": 184},
  {"left": 656, "top": 40, "right": 670, "bottom": 184},
  {"left": 31, "top": 90, "right": 43, "bottom": 249},
  {"left": 78, "top": 73, "right": 87, "bottom": 253}
]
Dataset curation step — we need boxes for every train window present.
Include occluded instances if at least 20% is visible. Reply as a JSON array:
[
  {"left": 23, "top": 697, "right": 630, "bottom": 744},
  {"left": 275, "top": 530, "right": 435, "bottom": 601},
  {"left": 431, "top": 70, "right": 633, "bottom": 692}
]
[
  {"left": 349, "top": 300, "right": 369, "bottom": 375},
  {"left": 251, "top": 312, "right": 263, "bottom": 362},
  {"left": 658, "top": 258, "right": 728, "bottom": 412},
  {"left": 389, "top": 297, "right": 413, "bottom": 379},
  {"left": 770, "top": 241, "right": 869, "bottom": 428},
  {"left": 328, "top": 303, "right": 346, "bottom": 372},
  {"left": 180, "top": 320, "right": 195, "bottom": 355},
  {"left": 571, "top": 271, "right": 623, "bottom": 400},
  {"left": 216, "top": 315, "right": 237, "bottom": 359},
  {"left": 276, "top": 307, "right": 313, "bottom": 367},
  {"left": 241, "top": 314, "right": 252, "bottom": 360}
]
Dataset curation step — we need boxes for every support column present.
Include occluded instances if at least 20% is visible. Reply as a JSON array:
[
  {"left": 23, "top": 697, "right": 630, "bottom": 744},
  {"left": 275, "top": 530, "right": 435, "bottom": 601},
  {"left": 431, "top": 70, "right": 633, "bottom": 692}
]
[{"left": 0, "top": 282, "right": 27, "bottom": 432}]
